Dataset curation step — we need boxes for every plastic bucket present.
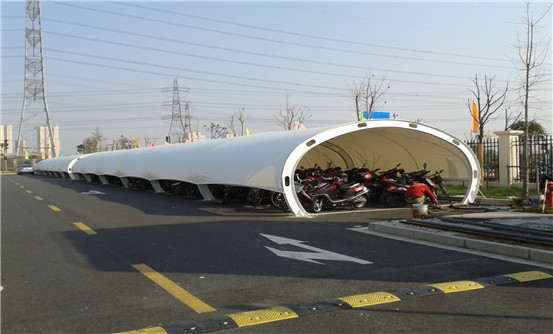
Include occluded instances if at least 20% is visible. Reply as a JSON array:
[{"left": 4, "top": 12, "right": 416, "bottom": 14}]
[{"left": 412, "top": 204, "right": 428, "bottom": 218}]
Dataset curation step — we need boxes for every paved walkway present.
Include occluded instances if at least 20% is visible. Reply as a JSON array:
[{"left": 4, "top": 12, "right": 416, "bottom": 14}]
[{"left": 366, "top": 207, "right": 553, "bottom": 268}]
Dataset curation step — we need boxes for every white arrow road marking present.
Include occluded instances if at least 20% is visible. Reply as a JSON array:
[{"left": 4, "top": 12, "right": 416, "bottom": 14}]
[
  {"left": 261, "top": 233, "right": 372, "bottom": 265},
  {"left": 80, "top": 190, "right": 106, "bottom": 195}
]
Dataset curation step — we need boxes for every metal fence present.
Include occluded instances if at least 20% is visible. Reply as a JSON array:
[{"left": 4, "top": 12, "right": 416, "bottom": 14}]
[
  {"left": 509, "top": 135, "right": 553, "bottom": 183},
  {"left": 466, "top": 135, "right": 553, "bottom": 184},
  {"left": 466, "top": 138, "right": 500, "bottom": 182}
]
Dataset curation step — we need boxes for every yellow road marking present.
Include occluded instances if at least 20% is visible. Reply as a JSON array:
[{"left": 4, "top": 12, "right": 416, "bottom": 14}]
[
  {"left": 117, "top": 270, "right": 553, "bottom": 334},
  {"left": 48, "top": 205, "right": 61, "bottom": 212},
  {"left": 73, "top": 222, "right": 97, "bottom": 235},
  {"left": 19, "top": 185, "right": 25, "bottom": 189},
  {"left": 132, "top": 264, "right": 215, "bottom": 314},
  {"left": 26, "top": 190, "right": 32, "bottom": 194},
  {"left": 114, "top": 326, "right": 168, "bottom": 334},
  {"left": 34, "top": 196, "right": 43, "bottom": 201}
]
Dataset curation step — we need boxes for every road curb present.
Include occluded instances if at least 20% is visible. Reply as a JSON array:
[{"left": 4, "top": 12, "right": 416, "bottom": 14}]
[{"left": 369, "top": 221, "right": 553, "bottom": 265}]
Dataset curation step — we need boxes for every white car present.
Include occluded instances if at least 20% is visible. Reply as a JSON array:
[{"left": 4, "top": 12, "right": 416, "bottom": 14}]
[{"left": 17, "top": 164, "right": 34, "bottom": 175}]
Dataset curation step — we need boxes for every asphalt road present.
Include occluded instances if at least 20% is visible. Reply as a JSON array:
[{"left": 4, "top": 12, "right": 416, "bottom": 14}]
[{"left": 2, "top": 174, "right": 552, "bottom": 334}]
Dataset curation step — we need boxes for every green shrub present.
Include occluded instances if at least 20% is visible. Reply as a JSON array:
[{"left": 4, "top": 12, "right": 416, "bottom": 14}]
[{"left": 442, "top": 185, "right": 541, "bottom": 199}]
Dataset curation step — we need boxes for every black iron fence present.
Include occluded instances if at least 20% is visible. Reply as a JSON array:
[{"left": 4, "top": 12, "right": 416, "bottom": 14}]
[
  {"left": 466, "top": 135, "right": 553, "bottom": 184},
  {"left": 466, "top": 137, "right": 500, "bottom": 182},
  {"left": 509, "top": 135, "right": 553, "bottom": 183}
]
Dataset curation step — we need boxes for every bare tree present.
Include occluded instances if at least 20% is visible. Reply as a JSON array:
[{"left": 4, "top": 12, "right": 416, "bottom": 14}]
[
  {"left": 227, "top": 108, "right": 248, "bottom": 136},
  {"left": 227, "top": 114, "right": 237, "bottom": 137},
  {"left": 468, "top": 74, "right": 509, "bottom": 144},
  {"left": 347, "top": 74, "right": 390, "bottom": 120},
  {"left": 143, "top": 136, "right": 156, "bottom": 147},
  {"left": 363, "top": 74, "right": 390, "bottom": 118},
  {"left": 514, "top": 1, "right": 552, "bottom": 197},
  {"left": 347, "top": 80, "right": 363, "bottom": 120},
  {"left": 275, "top": 95, "right": 310, "bottom": 130},
  {"left": 204, "top": 123, "right": 227, "bottom": 139},
  {"left": 468, "top": 74, "right": 509, "bottom": 189},
  {"left": 503, "top": 108, "right": 522, "bottom": 131},
  {"left": 237, "top": 109, "right": 248, "bottom": 136}
]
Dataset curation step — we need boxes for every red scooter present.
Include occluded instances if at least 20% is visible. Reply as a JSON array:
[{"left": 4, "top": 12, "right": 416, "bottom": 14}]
[{"left": 308, "top": 176, "right": 369, "bottom": 213}]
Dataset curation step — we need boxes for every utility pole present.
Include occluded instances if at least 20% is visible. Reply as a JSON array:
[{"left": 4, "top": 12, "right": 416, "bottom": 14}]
[
  {"left": 167, "top": 78, "right": 190, "bottom": 143},
  {"left": 16, "top": 0, "right": 56, "bottom": 158}
]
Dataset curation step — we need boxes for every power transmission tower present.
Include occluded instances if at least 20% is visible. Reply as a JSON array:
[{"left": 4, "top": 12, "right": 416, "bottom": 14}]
[
  {"left": 183, "top": 101, "right": 192, "bottom": 140},
  {"left": 16, "top": 0, "right": 56, "bottom": 158},
  {"left": 167, "top": 79, "right": 190, "bottom": 143}
]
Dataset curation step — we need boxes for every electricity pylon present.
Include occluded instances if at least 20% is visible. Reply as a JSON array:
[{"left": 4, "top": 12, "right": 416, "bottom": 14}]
[
  {"left": 16, "top": 0, "right": 56, "bottom": 158},
  {"left": 167, "top": 79, "right": 190, "bottom": 143}
]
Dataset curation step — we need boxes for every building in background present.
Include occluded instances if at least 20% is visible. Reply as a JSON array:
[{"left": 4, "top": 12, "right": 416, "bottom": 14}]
[
  {"left": 37, "top": 125, "right": 60, "bottom": 158},
  {"left": 188, "top": 131, "right": 206, "bottom": 142},
  {"left": 0, "top": 124, "right": 15, "bottom": 155}
]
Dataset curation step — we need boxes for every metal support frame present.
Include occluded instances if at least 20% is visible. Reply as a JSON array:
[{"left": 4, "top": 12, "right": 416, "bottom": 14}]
[{"left": 17, "top": 0, "right": 56, "bottom": 158}]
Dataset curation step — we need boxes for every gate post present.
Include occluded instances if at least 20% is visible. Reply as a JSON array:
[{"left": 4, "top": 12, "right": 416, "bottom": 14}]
[{"left": 494, "top": 130, "right": 523, "bottom": 187}]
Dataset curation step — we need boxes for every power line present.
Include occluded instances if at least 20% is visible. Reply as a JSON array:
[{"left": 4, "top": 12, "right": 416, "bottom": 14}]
[
  {"left": 118, "top": 1, "right": 511, "bottom": 63},
  {"left": 43, "top": 48, "right": 475, "bottom": 95},
  {"left": 5, "top": 16, "right": 517, "bottom": 89},
  {"left": 40, "top": 26, "right": 484, "bottom": 82},
  {"left": 47, "top": 3, "right": 514, "bottom": 69}
]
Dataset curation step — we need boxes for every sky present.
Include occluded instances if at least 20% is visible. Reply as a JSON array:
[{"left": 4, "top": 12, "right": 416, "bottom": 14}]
[{"left": 1, "top": 0, "right": 552, "bottom": 156}]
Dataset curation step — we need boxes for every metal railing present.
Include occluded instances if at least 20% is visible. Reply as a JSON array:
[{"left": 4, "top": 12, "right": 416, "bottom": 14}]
[
  {"left": 465, "top": 138, "right": 499, "bottom": 182},
  {"left": 466, "top": 135, "right": 552, "bottom": 185},
  {"left": 513, "top": 135, "right": 553, "bottom": 179}
]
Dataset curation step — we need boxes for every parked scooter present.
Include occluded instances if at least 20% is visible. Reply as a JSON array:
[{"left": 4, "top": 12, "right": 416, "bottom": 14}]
[
  {"left": 221, "top": 186, "right": 251, "bottom": 204},
  {"left": 381, "top": 164, "right": 447, "bottom": 207},
  {"left": 380, "top": 181, "right": 409, "bottom": 207},
  {"left": 309, "top": 177, "right": 369, "bottom": 213},
  {"left": 380, "top": 164, "right": 428, "bottom": 207},
  {"left": 358, "top": 164, "right": 404, "bottom": 205}
]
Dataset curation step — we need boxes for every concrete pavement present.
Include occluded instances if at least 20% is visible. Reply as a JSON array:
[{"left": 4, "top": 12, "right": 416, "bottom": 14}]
[{"left": 364, "top": 207, "right": 553, "bottom": 267}]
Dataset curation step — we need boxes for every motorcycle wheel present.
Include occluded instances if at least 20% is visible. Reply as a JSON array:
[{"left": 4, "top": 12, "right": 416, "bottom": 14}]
[
  {"left": 384, "top": 193, "right": 404, "bottom": 207},
  {"left": 367, "top": 189, "right": 381, "bottom": 202},
  {"left": 310, "top": 197, "right": 324, "bottom": 213},
  {"left": 248, "top": 189, "right": 263, "bottom": 207},
  {"left": 352, "top": 194, "right": 368, "bottom": 208},
  {"left": 186, "top": 185, "right": 200, "bottom": 198},
  {"left": 271, "top": 192, "right": 286, "bottom": 208},
  {"left": 222, "top": 192, "right": 232, "bottom": 205}
]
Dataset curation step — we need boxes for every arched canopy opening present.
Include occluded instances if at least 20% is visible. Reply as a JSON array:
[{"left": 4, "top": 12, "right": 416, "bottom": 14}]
[
  {"left": 281, "top": 121, "right": 479, "bottom": 215},
  {"left": 36, "top": 120, "right": 480, "bottom": 216}
]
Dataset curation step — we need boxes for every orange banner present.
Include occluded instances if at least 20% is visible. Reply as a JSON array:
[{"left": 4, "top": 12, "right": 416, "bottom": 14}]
[{"left": 471, "top": 100, "right": 479, "bottom": 133}]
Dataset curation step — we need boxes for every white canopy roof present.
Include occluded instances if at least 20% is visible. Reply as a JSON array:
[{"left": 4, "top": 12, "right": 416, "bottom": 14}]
[
  {"left": 36, "top": 120, "right": 480, "bottom": 216},
  {"left": 34, "top": 154, "right": 85, "bottom": 178}
]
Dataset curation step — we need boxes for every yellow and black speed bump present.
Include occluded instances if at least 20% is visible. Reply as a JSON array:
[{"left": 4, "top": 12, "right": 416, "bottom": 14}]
[
  {"left": 227, "top": 306, "right": 297, "bottom": 326},
  {"left": 116, "top": 271, "right": 552, "bottom": 334}
]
